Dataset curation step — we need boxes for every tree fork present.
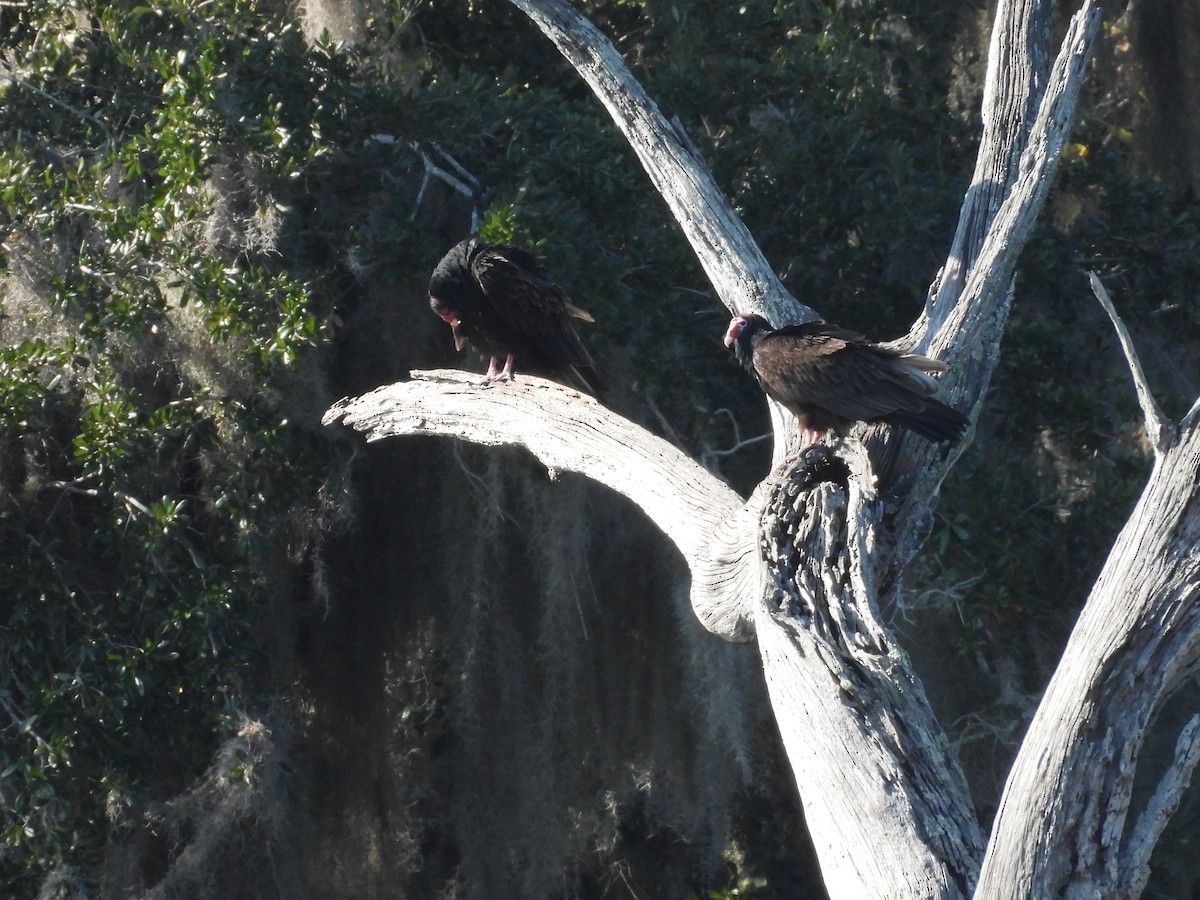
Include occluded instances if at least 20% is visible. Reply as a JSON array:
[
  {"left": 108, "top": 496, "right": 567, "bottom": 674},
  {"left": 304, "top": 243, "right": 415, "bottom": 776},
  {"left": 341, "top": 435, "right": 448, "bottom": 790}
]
[
  {"left": 322, "top": 2, "right": 1200, "bottom": 898},
  {"left": 324, "top": 370, "right": 984, "bottom": 896}
]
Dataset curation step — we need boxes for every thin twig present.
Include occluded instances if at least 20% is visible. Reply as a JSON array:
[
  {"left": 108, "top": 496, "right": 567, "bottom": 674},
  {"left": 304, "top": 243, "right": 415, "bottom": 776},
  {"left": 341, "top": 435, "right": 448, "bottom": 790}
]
[
  {"left": 641, "top": 393, "right": 683, "bottom": 449},
  {"left": 702, "top": 408, "right": 771, "bottom": 460},
  {"left": 114, "top": 490, "right": 152, "bottom": 517},
  {"left": 409, "top": 141, "right": 481, "bottom": 226},
  {"left": 41, "top": 480, "right": 100, "bottom": 498},
  {"left": 1088, "top": 271, "right": 1175, "bottom": 455},
  {"left": 430, "top": 142, "right": 480, "bottom": 189},
  {"left": 42, "top": 479, "right": 153, "bottom": 519}
]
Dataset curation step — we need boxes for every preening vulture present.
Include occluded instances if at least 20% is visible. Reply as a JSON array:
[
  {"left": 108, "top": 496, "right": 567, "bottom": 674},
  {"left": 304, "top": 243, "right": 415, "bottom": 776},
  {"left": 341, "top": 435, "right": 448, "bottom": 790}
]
[{"left": 428, "top": 238, "right": 603, "bottom": 396}]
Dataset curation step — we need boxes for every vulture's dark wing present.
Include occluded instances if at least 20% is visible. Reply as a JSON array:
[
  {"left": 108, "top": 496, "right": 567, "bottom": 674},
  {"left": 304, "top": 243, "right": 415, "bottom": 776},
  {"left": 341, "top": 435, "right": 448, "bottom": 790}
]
[
  {"left": 755, "top": 322, "right": 944, "bottom": 420},
  {"left": 777, "top": 320, "right": 868, "bottom": 343},
  {"left": 470, "top": 245, "right": 597, "bottom": 371}
]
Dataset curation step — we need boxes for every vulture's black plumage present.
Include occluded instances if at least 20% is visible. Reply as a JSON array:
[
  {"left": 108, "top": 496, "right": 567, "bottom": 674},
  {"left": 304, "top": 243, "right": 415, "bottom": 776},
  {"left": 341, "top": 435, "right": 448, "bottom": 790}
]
[
  {"left": 428, "top": 238, "right": 603, "bottom": 395},
  {"left": 724, "top": 314, "right": 968, "bottom": 448}
]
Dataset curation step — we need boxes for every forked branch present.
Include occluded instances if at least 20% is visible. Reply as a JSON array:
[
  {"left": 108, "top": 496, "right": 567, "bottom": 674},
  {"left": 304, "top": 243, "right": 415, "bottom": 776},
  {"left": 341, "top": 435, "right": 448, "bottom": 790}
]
[
  {"left": 974, "top": 414, "right": 1200, "bottom": 898},
  {"left": 328, "top": 1, "right": 1119, "bottom": 897}
]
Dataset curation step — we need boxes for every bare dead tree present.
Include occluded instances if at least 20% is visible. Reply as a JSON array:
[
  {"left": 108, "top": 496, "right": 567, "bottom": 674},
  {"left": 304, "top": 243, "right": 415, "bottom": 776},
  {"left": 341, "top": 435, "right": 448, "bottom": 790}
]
[{"left": 324, "top": 0, "right": 1200, "bottom": 896}]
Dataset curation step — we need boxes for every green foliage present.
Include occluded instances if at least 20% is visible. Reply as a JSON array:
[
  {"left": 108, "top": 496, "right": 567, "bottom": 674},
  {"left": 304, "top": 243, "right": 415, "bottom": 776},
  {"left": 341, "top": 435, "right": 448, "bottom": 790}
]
[
  {"left": 478, "top": 202, "right": 542, "bottom": 248},
  {"left": 0, "top": 1, "right": 350, "bottom": 892}
]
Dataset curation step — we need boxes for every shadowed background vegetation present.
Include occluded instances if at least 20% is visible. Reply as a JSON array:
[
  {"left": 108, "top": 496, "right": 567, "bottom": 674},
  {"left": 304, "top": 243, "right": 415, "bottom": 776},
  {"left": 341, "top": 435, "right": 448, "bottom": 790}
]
[{"left": 1, "top": 0, "right": 1198, "bottom": 897}]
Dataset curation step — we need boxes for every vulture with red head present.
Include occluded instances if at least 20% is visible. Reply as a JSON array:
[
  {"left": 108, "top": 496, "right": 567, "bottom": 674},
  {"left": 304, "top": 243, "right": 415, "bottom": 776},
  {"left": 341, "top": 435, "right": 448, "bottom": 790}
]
[
  {"left": 724, "top": 313, "right": 968, "bottom": 448},
  {"left": 429, "top": 238, "right": 603, "bottom": 396}
]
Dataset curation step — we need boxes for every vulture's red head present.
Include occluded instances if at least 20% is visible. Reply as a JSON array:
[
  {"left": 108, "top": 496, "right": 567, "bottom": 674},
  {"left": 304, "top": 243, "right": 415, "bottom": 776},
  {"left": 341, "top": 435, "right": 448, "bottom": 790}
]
[
  {"left": 723, "top": 313, "right": 771, "bottom": 367},
  {"left": 723, "top": 314, "right": 753, "bottom": 348},
  {"left": 723, "top": 313, "right": 775, "bottom": 346}
]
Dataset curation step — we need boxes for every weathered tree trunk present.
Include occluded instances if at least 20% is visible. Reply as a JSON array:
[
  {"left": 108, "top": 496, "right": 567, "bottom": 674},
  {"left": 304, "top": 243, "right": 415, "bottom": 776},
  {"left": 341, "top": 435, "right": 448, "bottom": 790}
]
[
  {"left": 322, "top": 0, "right": 1200, "bottom": 896},
  {"left": 324, "top": 374, "right": 981, "bottom": 896}
]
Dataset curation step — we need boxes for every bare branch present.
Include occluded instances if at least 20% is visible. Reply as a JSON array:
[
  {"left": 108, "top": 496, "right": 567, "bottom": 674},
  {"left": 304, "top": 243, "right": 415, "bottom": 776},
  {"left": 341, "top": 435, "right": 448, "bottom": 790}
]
[
  {"left": 1088, "top": 271, "right": 1176, "bottom": 454},
  {"left": 1187, "top": 396, "right": 1200, "bottom": 433},
  {"left": 925, "top": 2, "right": 1101, "bottom": 366},
  {"left": 322, "top": 370, "right": 754, "bottom": 640},
  {"left": 1125, "top": 715, "right": 1200, "bottom": 898},
  {"left": 409, "top": 141, "right": 481, "bottom": 228},
  {"left": 327, "top": 363, "right": 983, "bottom": 895},
  {"left": 919, "top": 0, "right": 1053, "bottom": 338},
  {"left": 505, "top": 0, "right": 806, "bottom": 328},
  {"left": 879, "top": 0, "right": 1102, "bottom": 567},
  {"left": 974, "top": 417, "right": 1200, "bottom": 897}
]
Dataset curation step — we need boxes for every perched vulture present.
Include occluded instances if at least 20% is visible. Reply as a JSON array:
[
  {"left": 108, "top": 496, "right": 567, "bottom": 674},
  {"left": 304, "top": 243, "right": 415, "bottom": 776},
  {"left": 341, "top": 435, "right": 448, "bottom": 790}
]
[
  {"left": 724, "top": 313, "right": 968, "bottom": 448},
  {"left": 428, "top": 238, "right": 603, "bottom": 395}
]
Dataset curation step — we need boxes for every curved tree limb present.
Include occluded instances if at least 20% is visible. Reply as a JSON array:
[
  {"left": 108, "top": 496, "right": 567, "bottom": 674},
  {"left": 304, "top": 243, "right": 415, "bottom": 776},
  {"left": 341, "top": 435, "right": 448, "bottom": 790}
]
[
  {"left": 322, "top": 370, "right": 755, "bottom": 640},
  {"left": 506, "top": 0, "right": 805, "bottom": 329},
  {"left": 325, "top": 371, "right": 987, "bottom": 894}
]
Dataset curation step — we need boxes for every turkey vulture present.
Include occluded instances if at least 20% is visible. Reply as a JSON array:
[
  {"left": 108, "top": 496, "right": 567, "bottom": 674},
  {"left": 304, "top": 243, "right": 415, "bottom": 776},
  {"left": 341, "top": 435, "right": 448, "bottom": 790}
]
[
  {"left": 724, "top": 313, "right": 968, "bottom": 448},
  {"left": 428, "top": 238, "right": 603, "bottom": 395}
]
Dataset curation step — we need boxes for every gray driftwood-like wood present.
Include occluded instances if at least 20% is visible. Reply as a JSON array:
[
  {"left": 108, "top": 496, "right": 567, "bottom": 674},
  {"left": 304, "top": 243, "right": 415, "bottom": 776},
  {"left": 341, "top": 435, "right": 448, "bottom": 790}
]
[
  {"left": 877, "top": 0, "right": 1101, "bottom": 580},
  {"left": 323, "top": 370, "right": 757, "bottom": 640},
  {"left": 506, "top": 0, "right": 807, "bottom": 336},
  {"left": 319, "top": 0, "right": 1200, "bottom": 896},
  {"left": 972, "top": 313, "right": 1200, "bottom": 899}
]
